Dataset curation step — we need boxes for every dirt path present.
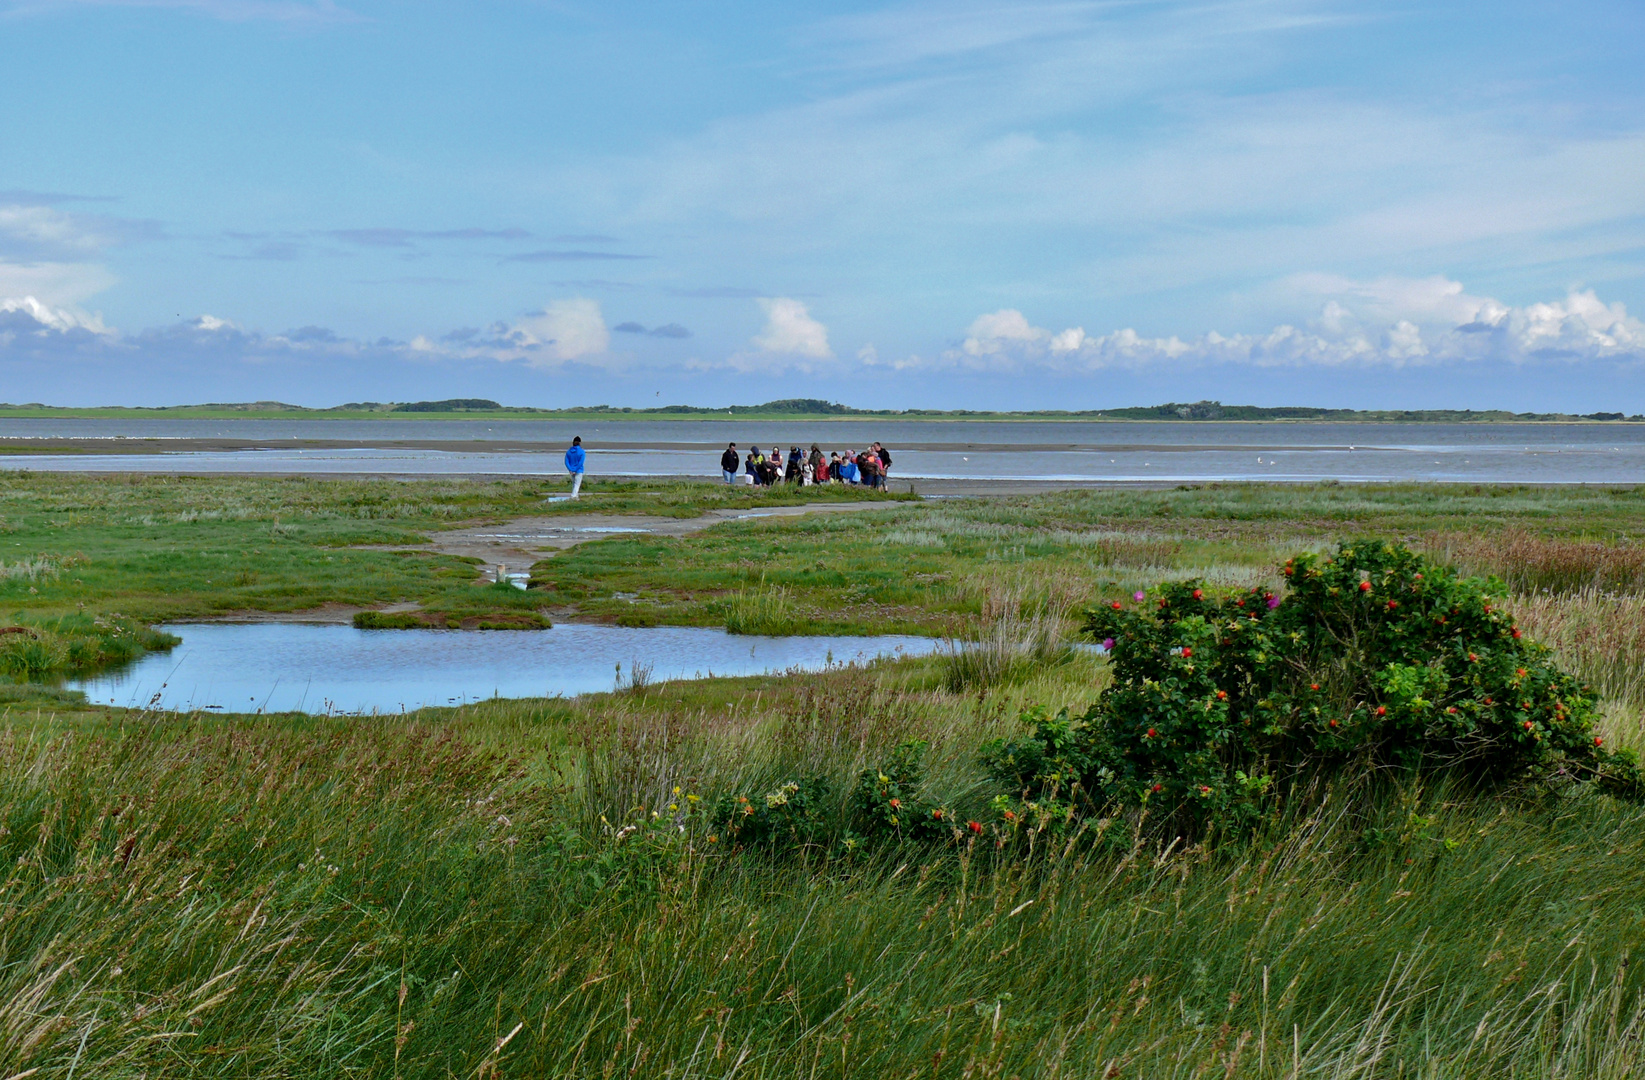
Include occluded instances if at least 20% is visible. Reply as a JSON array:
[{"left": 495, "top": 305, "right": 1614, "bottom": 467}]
[
  {"left": 200, "top": 503, "right": 906, "bottom": 625},
  {"left": 360, "top": 501, "right": 909, "bottom": 570}
]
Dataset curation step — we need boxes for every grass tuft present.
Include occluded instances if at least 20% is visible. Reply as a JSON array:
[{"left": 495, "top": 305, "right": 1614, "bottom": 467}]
[
  {"left": 942, "top": 581, "right": 1078, "bottom": 691},
  {"left": 723, "top": 584, "right": 805, "bottom": 635}
]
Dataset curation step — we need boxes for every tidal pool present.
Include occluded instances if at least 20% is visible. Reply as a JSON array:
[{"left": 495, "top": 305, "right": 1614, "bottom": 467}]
[{"left": 67, "top": 622, "right": 941, "bottom": 715}]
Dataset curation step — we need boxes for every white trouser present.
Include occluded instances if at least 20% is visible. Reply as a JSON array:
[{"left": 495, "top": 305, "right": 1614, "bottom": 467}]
[{"left": 569, "top": 471, "right": 583, "bottom": 497}]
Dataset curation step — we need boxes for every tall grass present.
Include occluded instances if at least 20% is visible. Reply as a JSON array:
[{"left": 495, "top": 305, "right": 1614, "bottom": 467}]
[
  {"left": 723, "top": 584, "right": 805, "bottom": 635},
  {"left": 1512, "top": 587, "right": 1645, "bottom": 706},
  {"left": 1434, "top": 529, "right": 1645, "bottom": 594},
  {"left": 0, "top": 689, "right": 1641, "bottom": 1077},
  {"left": 942, "top": 580, "right": 1079, "bottom": 691},
  {"left": 0, "top": 555, "right": 68, "bottom": 582}
]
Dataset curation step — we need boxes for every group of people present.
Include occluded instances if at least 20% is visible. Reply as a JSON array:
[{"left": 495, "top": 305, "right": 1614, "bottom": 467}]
[
  {"left": 558, "top": 434, "right": 895, "bottom": 498},
  {"left": 720, "top": 441, "right": 893, "bottom": 488}
]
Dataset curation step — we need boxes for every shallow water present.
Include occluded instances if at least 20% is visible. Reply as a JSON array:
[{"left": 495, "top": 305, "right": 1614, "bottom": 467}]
[
  {"left": 4, "top": 419, "right": 1643, "bottom": 483},
  {"left": 67, "top": 622, "right": 941, "bottom": 715}
]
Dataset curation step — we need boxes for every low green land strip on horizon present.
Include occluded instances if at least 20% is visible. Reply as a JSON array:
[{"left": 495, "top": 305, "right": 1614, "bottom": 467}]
[{"left": 0, "top": 396, "right": 1638, "bottom": 422}]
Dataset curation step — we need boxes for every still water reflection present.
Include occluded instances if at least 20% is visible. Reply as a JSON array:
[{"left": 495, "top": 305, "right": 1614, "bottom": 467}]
[{"left": 68, "top": 622, "right": 940, "bottom": 715}]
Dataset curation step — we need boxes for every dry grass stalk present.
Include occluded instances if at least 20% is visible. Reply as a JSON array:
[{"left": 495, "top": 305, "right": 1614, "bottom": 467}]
[{"left": 1433, "top": 529, "right": 1645, "bottom": 595}]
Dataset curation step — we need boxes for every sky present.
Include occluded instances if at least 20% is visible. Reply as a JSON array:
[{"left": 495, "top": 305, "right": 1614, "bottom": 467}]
[{"left": 2, "top": 0, "right": 1643, "bottom": 411}]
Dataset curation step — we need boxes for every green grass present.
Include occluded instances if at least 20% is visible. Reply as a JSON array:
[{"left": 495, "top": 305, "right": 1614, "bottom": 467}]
[
  {"left": 2, "top": 477, "right": 1645, "bottom": 1072},
  {"left": 0, "top": 658, "right": 1641, "bottom": 1077},
  {"left": 529, "top": 482, "right": 1645, "bottom": 633},
  {"left": 0, "top": 474, "right": 905, "bottom": 675}
]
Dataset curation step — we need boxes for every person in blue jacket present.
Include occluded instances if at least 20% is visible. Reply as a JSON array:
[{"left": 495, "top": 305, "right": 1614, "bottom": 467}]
[{"left": 564, "top": 435, "right": 586, "bottom": 498}]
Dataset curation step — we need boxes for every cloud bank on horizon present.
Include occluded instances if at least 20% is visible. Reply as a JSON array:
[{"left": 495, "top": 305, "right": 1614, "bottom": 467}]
[{"left": 1, "top": 0, "right": 1643, "bottom": 409}]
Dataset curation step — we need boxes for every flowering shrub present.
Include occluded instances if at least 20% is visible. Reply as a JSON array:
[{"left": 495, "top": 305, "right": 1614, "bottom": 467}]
[
  {"left": 983, "top": 541, "right": 1643, "bottom": 836},
  {"left": 710, "top": 778, "right": 833, "bottom": 854},
  {"left": 711, "top": 743, "right": 957, "bottom": 856},
  {"left": 846, "top": 740, "right": 951, "bottom": 843}
]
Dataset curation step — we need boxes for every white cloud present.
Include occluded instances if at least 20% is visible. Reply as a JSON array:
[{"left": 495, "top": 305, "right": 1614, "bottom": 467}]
[
  {"left": 962, "top": 309, "right": 1045, "bottom": 357},
  {"left": 929, "top": 278, "right": 1645, "bottom": 373},
  {"left": 506, "top": 298, "right": 612, "bottom": 365},
  {"left": 1049, "top": 326, "right": 1086, "bottom": 354},
  {"left": 753, "top": 297, "right": 832, "bottom": 358},
  {"left": 0, "top": 295, "right": 113, "bottom": 336}
]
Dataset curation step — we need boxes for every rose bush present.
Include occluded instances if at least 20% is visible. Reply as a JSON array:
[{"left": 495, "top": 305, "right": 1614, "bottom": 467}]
[{"left": 982, "top": 541, "right": 1643, "bottom": 836}]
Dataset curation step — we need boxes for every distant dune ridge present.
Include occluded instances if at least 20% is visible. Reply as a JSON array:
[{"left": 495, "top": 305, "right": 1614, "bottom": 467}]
[{"left": 0, "top": 398, "right": 1637, "bottom": 422}]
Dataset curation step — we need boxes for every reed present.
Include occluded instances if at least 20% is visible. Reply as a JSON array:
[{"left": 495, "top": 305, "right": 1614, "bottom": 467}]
[
  {"left": 942, "top": 580, "right": 1079, "bottom": 691},
  {"left": 1511, "top": 587, "right": 1645, "bottom": 706},
  {"left": 723, "top": 584, "right": 805, "bottom": 636},
  {"left": 1432, "top": 529, "right": 1645, "bottom": 594}
]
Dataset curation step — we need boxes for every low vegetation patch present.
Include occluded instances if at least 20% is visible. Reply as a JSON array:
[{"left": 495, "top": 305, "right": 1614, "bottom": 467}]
[
  {"left": 722, "top": 583, "right": 805, "bottom": 635},
  {"left": 0, "top": 615, "right": 177, "bottom": 681},
  {"left": 352, "top": 610, "right": 551, "bottom": 630},
  {"left": 353, "top": 610, "right": 453, "bottom": 629}
]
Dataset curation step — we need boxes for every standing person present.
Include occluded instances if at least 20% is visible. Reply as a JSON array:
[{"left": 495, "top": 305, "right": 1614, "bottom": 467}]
[
  {"left": 872, "top": 442, "right": 892, "bottom": 481},
  {"left": 720, "top": 442, "right": 740, "bottom": 484},
  {"left": 858, "top": 449, "right": 881, "bottom": 489},
  {"left": 808, "top": 444, "right": 825, "bottom": 483},
  {"left": 564, "top": 436, "right": 586, "bottom": 498}
]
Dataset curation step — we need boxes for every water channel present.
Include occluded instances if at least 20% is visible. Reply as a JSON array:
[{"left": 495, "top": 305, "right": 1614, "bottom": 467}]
[
  {"left": 67, "top": 623, "right": 943, "bottom": 715},
  {"left": 5, "top": 418, "right": 1643, "bottom": 483}
]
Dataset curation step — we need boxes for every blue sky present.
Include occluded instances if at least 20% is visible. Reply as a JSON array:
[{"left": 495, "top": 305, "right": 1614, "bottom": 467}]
[{"left": 2, "top": 0, "right": 1643, "bottom": 410}]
